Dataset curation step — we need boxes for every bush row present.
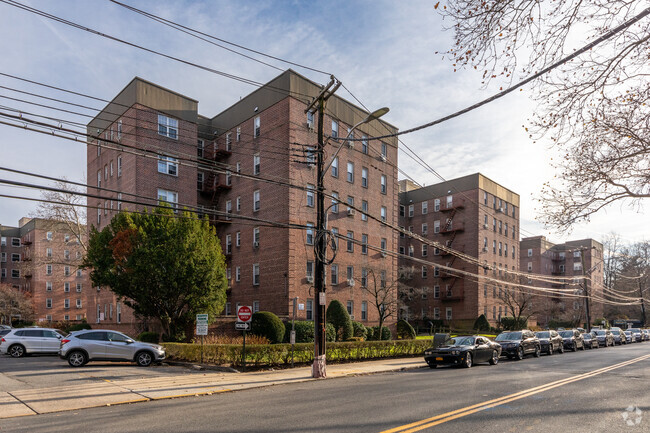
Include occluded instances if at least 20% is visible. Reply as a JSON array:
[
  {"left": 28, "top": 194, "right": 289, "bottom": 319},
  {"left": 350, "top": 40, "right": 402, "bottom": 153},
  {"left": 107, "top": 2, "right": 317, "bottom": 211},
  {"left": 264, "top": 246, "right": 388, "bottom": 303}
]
[{"left": 162, "top": 339, "right": 430, "bottom": 367}]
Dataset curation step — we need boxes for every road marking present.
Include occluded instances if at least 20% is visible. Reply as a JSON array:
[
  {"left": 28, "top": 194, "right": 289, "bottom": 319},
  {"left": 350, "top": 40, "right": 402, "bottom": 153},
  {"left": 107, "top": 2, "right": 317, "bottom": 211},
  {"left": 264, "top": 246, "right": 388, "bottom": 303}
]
[{"left": 381, "top": 354, "right": 650, "bottom": 433}]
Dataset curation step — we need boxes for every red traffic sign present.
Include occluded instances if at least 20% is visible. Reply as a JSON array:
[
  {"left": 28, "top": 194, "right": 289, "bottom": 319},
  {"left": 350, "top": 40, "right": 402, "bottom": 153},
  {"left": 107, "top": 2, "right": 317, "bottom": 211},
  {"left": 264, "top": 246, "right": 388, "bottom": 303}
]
[{"left": 237, "top": 305, "right": 253, "bottom": 323}]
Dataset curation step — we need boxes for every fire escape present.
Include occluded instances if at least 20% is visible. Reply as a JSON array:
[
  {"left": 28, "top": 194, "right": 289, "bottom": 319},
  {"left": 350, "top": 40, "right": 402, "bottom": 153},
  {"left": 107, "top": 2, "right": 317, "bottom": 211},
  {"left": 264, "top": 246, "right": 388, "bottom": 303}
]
[
  {"left": 439, "top": 198, "right": 465, "bottom": 302},
  {"left": 199, "top": 137, "right": 232, "bottom": 226}
]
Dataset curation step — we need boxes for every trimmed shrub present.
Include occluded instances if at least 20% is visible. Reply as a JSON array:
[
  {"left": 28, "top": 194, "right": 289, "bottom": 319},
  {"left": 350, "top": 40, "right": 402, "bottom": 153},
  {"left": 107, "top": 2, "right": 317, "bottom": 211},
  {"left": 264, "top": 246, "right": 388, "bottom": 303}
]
[
  {"left": 162, "top": 339, "right": 430, "bottom": 367},
  {"left": 396, "top": 320, "right": 416, "bottom": 340},
  {"left": 326, "top": 300, "right": 353, "bottom": 341},
  {"left": 251, "top": 311, "right": 285, "bottom": 344},
  {"left": 138, "top": 331, "right": 160, "bottom": 344},
  {"left": 67, "top": 322, "right": 92, "bottom": 333},
  {"left": 352, "top": 321, "right": 367, "bottom": 340},
  {"left": 326, "top": 322, "right": 336, "bottom": 342},
  {"left": 499, "top": 316, "right": 528, "bottom": 331},
  {"left": 473, "top": 314, "right": 491, "bottom": 332},
  {"left": 367, "top": 326, "right": 392, "bottom": 341},
  {"left": 365, "top": 326, "right": 375, "bottom": 339},
  {"left": 283, "top": 321, "right": 315, "bottom": 343}
]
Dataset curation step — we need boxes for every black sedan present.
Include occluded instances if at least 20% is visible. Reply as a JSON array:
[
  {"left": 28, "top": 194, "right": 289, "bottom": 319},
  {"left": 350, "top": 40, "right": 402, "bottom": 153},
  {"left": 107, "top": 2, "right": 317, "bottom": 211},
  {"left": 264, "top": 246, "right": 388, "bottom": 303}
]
[
  {"left": 424, "top": 335, "right": 501, "bottom": 368},
  {"left": 535, "top": 330, "right": 565, "bottom": 355}
]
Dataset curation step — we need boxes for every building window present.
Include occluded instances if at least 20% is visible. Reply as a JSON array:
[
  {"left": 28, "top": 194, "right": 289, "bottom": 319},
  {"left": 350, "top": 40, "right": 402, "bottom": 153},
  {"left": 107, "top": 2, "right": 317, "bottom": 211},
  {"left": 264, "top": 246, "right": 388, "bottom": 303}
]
[
  {"left": 11, "top": 269, "right": 20, "bottom": 278},
  {"left": 381, "top": 142, "right": 387, "bottom": 157},
  {"left": 408, "top": 205, "right": 414, "bottom": 217},
  {"left": 422, "top": 266, "right": 427, "bottom": 279},
  {"left": 306, "top": 300, "right": 313, "bottom": 320},
  {"left": 0, "top": 269, "right": 5, "bottom": 278},
  {"left": 434, "top": 220, "right": 440, "bottom": 233},
  {"left": 331, "top": 264, "right": 339, "bottom": 286},
  {"left": 254, "top": 154, "right": 261, "bottom": 175},
  {"left": 117, "top": 155, "right": 122, "bottom": 177},
  {"left": 235, "top": 266, "right": 241, "bottom": 282},
  {"left": 346, "top": 231, "right": 354, "bottom": 252},
  {"left": 347, "top": 162, "right": 354, "bottom": 183},
  {"left": 446, "top": 307, "right": 452, "bottom": 320},
  {"left": 46, "top": 298, "right": 52, "bottom": 309},
  {"left": 306, "top": 223, "right": 314, "bottom": 245},
  {"left": 381, "top": 206, "right": 387, "bottom": 222},
  {"left": 197, "top": 172, "right": 204, "bottom": 191},
  {"left": 347, "top": 300, "right": 353, "bottom": 316},
  {"left": 434, "top": 267, "right": 440, "bottom": 277},
  {"left": 331, "top": 120, "right": 338, "bottom": 139},
  {"left": 46, "top": 264, "right": 52, "bottom": 275},
  {"left": 527, "top": 262, "right": 533, "bottom": 271},
  {"left": 361, "top": 167, "right": 368, "bottom": 188},
  {"left": 381, "top": 238, "right": 387, "bottom": 255},
  {"left": 361, "top": 234, "right": 368, "bottom": 254},
  {"left": 331, "top": 192, "right": 339, "bottom": 213},
  {"left": 157, "top": 155, "right": 178, "bottom": 176},
  {"left": 252, "top": 264, "right": 260, "bottom": 285},
  {"left": 76, "top": 283, "right": 82, "bottom": 292},
  {"left": 64, "top": 282, "right": 70, "bottom": 292},
  {"left": 253, "top": 190, "right": 260, "bottom": 211},
  {"left": 197, "top": 139, "right": 204, "bottom": 158},
  {"left": 306, "top": 261, "right": 314, "bottom": 280},
  {"left": 226, "top": 133, "right": 232, "bottom": 151},
  {"left": 361, "top": 200, "right": 368, "bottom": 221},
  {"left": 158, "top": 114, "right": 178, "bottom": 139},
  {"left": 361, "top": 268, "right": 368, "bottom": 287},
  {"left": 236, "top": 231, "right": 241, "bottom": 247},
  {"left": 528, "top": 248, "right": 533, "bottom": 257},
  {"left": 331, "top": 157, "right": 339, "bottom": 177},
  {"left": 236, "top": 196, "right": 241, "bottom": 212},
  {"left": 306, "top": 184, "right": 315, "bottom": 207},
  {"left": 253, "top": 301, "right": 260, "bottom": 313},
  {"left": 11, "top": 253, "right": 20, "bottom": 262},
  {"left": 434, "top": 307, "right": 440, "bottom": 320},
  {"left": 422, "top": 244, "right": 428, "bottom": 257},
  {"left": 236, "top": 127, "right": 241, "bottom": 141},
  {"left": 225, "top": 235, "right": 232, "bottom": 254},
  {"left": 361, "top": 301, "right": 368, "bottom": 320},
  {"left": 574, "top": 262, "right": 582, "bottom": 271},
  {"left": 380, "top": 175, "right": 387, "bottom": 194},
  {"left": 254, "top": 116, "right": 261, "bottom": 138},
  {"left": 64, "top": 299, "right": 70, "bottom": 309},
  {"left": 46, "top": 282, "right": 52, "bottom": 291},
  {"left": 253, "top": 227, "right": 260, "bottom": 245},
  {"left": 422, "top": 223, "right": 428, "bottom": 235},
  {"left": 157, "top": 189, "right": 178, "bottom": 210},
  {"left": 346, "top": 265, "right": 354, "bottom": 283},
  {"left": 76, "top": 299, "right": 82, "bottom": 308}
]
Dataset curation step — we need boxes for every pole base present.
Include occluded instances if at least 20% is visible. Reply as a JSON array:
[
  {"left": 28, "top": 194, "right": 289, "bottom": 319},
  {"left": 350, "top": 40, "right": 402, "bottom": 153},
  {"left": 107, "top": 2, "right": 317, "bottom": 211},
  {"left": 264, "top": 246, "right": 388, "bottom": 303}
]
[{"left": 312, "top": 355, "right": 327, "bottom": 378}]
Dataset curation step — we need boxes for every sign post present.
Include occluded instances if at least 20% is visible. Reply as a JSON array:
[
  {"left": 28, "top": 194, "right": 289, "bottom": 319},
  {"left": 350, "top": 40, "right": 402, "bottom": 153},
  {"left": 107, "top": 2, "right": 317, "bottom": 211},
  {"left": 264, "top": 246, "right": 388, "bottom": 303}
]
[
  {"left": 196, "top": 314, "right": 208, "bottom": 364},
  {"left": 237, "top": 306, "right": 253, "bottom": 372}
]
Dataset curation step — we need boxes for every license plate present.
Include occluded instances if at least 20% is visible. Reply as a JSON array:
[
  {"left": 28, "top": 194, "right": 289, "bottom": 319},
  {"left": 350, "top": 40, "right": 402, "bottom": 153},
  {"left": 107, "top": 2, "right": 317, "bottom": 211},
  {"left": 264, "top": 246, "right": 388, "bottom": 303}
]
[{"left": 435, "top": 357, "right": 443, "bottom": 361}]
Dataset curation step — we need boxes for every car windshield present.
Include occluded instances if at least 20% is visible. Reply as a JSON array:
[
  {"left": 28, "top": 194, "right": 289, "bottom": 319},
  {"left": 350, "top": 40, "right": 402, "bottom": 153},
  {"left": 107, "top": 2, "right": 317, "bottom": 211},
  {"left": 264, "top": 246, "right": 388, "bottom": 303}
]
[
  {"left": 444, "top": 336, "right": 475, "bottom": 346},
  {"left": 496, "top": 332, "right": 521, "bottom": 341},
  {"left": 629, "top": 328, "right": 640, "bottom": 333},
  {"left": 535, "top": 332, "right": 550, "bottom": 338},
  {"left": 583, "top": 334, "right": 592, "bottom": 339},
  {"left": 593, "top": 330, "right": 606, "bottom": 335},
  {"left": 625, "top": 331, "right": 631, "bottom": 335},
  {"left": 559, "top": 331, "right": 574, "bottom": 338}
]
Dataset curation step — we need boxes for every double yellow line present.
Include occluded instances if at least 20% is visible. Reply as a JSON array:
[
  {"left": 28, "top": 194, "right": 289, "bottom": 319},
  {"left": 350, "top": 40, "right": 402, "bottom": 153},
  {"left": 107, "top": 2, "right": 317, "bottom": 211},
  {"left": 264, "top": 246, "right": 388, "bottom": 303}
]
[{"left": 382, "top": 354, "right": 650, "bottom": 433}]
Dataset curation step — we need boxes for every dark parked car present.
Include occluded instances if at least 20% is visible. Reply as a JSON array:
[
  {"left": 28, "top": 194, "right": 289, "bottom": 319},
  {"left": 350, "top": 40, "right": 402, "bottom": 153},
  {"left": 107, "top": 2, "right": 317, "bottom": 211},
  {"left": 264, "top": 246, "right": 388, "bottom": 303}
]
[
  {"left": 624, "top": 331, "right": 634, "bottom": 343},
  {"left": 611, "top": 329, "right": 627, "bottom": 345},
  {"left": 559, "top": 329, "right": 585, "bottom": 351},
  {"left": 582, "top": 333, "right": 599, "bottom": 349},
  {"left": 495, "top": 330, "right": 541, "bottom": 360},
  {"left": 628, "top": 328, "right": 643, "bottom": 343},
  {"left": 535, "top": 330, "right": 564, "bottom": 355},
  {"left": 423, "top": 335, "right": 501, "bottom": 368},
  {"left": 592, "top": 329, "right": 615, "bottom": 347}
]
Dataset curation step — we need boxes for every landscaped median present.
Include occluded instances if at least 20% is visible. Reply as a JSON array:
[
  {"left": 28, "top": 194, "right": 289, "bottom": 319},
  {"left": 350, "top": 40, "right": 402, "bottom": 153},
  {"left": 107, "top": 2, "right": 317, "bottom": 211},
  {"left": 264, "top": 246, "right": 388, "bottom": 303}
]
[{"left": 162, "top": 339, "right": 431, "bottom": 368}]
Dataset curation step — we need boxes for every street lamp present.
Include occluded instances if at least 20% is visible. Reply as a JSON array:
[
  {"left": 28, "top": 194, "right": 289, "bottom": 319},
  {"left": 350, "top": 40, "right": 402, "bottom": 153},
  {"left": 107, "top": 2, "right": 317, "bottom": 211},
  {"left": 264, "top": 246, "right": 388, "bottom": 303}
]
[{"left": 312, "top": 103, "right": 389, "bottom": 379}]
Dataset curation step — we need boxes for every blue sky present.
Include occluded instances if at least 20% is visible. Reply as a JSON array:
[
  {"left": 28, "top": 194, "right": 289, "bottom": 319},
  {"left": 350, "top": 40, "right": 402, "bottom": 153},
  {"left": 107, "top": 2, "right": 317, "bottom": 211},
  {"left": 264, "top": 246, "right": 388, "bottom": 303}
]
[{"left": 0, "top": 0, "right": 646, "bottom": 246}]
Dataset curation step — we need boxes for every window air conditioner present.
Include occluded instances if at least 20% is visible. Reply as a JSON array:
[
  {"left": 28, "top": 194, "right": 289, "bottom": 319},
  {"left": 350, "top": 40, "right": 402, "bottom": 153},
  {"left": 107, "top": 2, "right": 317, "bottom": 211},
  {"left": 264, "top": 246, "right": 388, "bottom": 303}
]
[
  {"left": 347, "top": 279, "right": 355, "bottom": 287},
  {"left": 347, "top": 208, "right": 356, "bottom": 217},
  {"left": 306, "top": 275, "right": 314, "bottom": 283}
]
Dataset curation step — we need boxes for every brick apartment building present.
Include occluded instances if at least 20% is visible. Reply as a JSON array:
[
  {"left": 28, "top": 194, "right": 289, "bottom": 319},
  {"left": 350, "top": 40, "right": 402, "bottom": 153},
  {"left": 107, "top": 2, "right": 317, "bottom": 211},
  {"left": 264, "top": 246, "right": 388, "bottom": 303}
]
[
  {"left": 398, "top": 173, "right": 520, "bottom": 328},
  {"left": 520, "top": 236, "right": 604, "bottom": 327},
  {"left": 0, "top": 218, "right": 91, "bottom": 324},
  {"left": 86, "top": 69, "right": 399, "bottom": 329}
]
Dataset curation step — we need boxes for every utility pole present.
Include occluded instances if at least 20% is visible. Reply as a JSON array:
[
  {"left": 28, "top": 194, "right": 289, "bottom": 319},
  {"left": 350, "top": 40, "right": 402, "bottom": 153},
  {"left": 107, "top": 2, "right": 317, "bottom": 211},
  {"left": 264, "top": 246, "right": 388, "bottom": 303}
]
[
  {"left": 638, "top": 277, "right": 646, "bottom": 327},
  {"left": 580, "top": 247, "right": 592, "bottom": 332},
  {"left": 305, "top": 76, "right": 340, "bottom": 379}
]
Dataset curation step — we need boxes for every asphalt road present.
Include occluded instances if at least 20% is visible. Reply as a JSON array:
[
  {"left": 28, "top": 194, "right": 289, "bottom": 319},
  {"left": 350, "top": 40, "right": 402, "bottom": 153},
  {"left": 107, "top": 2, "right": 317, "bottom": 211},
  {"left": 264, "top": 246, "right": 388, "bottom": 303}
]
[{"left": 1, "top": 343, "right": 649, "bottom": 433}]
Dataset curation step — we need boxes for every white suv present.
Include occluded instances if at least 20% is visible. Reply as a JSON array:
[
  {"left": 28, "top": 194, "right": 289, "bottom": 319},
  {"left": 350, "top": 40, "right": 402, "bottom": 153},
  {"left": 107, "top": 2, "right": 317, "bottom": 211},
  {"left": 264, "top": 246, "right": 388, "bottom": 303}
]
[
  {"left": 0, "top": 328, "right": 65, "bottom": 357},
  {"left": 59, "top": 329, "right": 165, "bottom": 367}
]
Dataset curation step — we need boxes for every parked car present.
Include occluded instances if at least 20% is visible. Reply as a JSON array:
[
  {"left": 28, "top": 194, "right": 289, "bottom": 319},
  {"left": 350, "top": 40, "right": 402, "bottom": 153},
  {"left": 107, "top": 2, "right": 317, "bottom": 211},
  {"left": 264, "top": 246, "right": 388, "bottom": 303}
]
[
  {"left": 628, "top": 328, "right": 643, "bottom": 343},
  {"left": 642, "top": 330, "right": 650, "bottom": 341},
  {"left": 624, "top": 330, "right": 634, "bottom": 343},
  {"left": 423, "top": 335, "right": 501, "bottom": 368},
  {"left": 559, "top": 329, "right": 585, "bottom": 351},
  {"left": 59, "top": 329, "right": 165, "bottom": 367},
  {"left": 611, "top": 329, "right": 627, "bottom": 345},
  {"left": 535, "top": 330, "right": 564, "bottom": 355},
  {"left": 0, "top": 329, "right": 12, "bottom": 338},
  {"left": 0, "top": 328, "right": 65, "bottom": 357},
  {"left": 591, "top": 329, "right": 615, "bottom": 347},
  {"left": 0, "top": 325, "right": 11, "bottom": 330},
  {"left": 495, "top": 330, "right": 541, "bottom": 360},
  {"left": 582, "top": 333, "right": 599, "bottom": 349}
]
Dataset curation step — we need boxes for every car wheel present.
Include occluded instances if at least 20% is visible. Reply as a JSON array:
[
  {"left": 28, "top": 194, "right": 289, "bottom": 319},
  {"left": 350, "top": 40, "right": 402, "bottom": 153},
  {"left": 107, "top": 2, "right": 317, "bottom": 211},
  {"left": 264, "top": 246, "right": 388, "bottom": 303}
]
[
  {"left": 559, "top": 344, "right": 565, "bottom": 354},
  {"left": 8, "top": 344, "right": 25, "bottom": 358},
  {"left": 67, "top": 351, "right": 87, "bottom": 367},
  {"left": 547, "top": 344, "right": 553, "bottom": 355},
  {"left": 463, "top": 352, "right": 472, "bottom": 368},
  {"left": 489, "top": 350, "right": 499, "bottom": 365},
  {"left": 572, "top": 342, "right": 577, "bottom": 352},
  {"left": 534, "top": 346, "right": 541, "bottom": 358},
  {"left": 136, "top": 351, "right": 153, "bottom": 367},
  {"left": 580, "top": 342, "right": 586, "bottom": 351},
  {"left": 516, "top": 346, "right": 524, "bottom": 360}
]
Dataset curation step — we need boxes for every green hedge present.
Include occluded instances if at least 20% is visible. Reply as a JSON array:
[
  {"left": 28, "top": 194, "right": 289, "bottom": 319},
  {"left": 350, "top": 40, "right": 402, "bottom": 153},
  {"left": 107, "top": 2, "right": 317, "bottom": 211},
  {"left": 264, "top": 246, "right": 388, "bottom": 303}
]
[
  {"left": 138, "top": 331, "right": 160, "bottom": 344},
  {"left": 162, "top": 339, "right": 430, "bottom": 367}
]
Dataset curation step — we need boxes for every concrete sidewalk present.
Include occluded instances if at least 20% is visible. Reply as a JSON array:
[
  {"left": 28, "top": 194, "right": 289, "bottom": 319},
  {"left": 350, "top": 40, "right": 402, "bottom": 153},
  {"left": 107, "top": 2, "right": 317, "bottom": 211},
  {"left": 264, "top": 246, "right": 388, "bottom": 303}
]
[{"left": 0, "top": 357, "right": 425, "bottom": 419}]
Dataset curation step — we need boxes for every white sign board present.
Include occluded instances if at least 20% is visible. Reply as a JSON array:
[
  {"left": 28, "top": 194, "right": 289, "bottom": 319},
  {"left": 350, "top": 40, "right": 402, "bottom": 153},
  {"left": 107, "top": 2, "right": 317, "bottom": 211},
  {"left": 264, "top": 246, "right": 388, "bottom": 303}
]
[
  {"left": 298, "top": 303, "right": 305, "bottom": 311},
  {"left": 196, "top": 314, "right": 209, "bottom": 325},
  {"left": 196, "top": 324, "right": 208, "bottom": 335},
  {"left": 235, "top": 322, "right": 251, "bottom": 331}
]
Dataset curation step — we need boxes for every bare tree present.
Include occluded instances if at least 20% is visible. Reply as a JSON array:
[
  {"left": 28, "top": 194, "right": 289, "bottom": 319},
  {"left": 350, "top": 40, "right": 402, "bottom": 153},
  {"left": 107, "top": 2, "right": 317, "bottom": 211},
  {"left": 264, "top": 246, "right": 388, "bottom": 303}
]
[
  {"left": 437, "top": 1, "right": 650, "bottom": 232},
  {"left": 497, "top": 278, "right": 537, "bottom": 328},
  {"left": 359, "top": 266, "right": 417, "bottom": 333},
  {"left": 0, "top": 283, "right": 34, "bottom": 325}
]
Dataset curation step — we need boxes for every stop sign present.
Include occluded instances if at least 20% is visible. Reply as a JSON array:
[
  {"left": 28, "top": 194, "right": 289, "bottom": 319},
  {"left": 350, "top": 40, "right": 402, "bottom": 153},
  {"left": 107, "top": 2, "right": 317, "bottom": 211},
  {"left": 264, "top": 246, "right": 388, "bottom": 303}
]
[{"left": 237, "top": 305, "right": 253, "bottom": 323}]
